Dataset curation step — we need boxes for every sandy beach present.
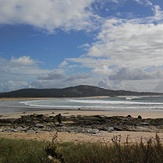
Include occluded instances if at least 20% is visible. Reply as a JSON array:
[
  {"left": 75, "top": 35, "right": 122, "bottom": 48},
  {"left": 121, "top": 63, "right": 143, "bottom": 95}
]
[
  {"left": 1, "top": 130, "right": 163, "bottom": 144},
  {"left": 0, "top": 98, "right": 163, "bottom": 143}
]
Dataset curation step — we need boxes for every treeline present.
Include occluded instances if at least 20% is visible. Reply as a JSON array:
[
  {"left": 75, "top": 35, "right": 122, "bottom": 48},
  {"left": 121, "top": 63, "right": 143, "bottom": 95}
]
[{"left": 0, "top": 85, "right": 160, "bottom": 98}]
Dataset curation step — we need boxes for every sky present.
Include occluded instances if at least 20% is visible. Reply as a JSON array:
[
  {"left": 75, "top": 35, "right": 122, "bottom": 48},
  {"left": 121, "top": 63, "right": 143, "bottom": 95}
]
[{"left": 0, "top": 0, "right": 163, "bottom": 93}]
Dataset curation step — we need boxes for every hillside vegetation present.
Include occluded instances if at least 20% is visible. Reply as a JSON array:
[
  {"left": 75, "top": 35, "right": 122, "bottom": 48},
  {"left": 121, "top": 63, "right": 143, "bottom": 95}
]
[{"left": 0, "top": 85, "right": 160, "bottom": 98}]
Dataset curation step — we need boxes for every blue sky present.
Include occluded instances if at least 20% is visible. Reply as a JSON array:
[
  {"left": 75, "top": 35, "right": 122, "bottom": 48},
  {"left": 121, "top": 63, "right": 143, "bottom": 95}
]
[{"left": 0, "top": 0, "right": 163, "bottom": 92}]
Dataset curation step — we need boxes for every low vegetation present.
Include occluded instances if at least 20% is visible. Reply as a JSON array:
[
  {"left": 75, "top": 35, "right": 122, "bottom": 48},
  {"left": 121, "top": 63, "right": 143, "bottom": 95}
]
[
  {"left": 0, "top": 134, "right": 163, "bottom": 163},
  {"left": 0, "top": 138, "right": 49, "bottom": 163}
]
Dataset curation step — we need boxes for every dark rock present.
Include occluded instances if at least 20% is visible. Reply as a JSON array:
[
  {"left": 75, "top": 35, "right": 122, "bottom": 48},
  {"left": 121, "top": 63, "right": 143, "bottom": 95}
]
[
  {"left": 114, "top": 127, "right": 123, "bottom": 131},
  {"left": 138, "top": 115, "right": 142, "bottom": 119},
  {"left": 126, "top": 115, "right": 132, "bottom": 118},
  {"left": 1, "top": 114, "right": 163, "bottom": 134},
  {"left": 57, "top": 124, "right": 63, "bottom": 127},
  {"left": 0, "top": 118, "right": 15, "bottom": 124},
  {"left": 35, "top": 123, "right": 44, "bottom": 128}
]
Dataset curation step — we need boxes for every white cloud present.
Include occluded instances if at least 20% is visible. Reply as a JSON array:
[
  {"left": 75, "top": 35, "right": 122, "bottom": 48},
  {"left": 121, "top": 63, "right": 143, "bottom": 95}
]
[
  {"left": 87, "top": 19, "right": 163, "bottom": 69},
  {"left": 0, "top": 56, "right": 50, "bottom": 91},
  {"left": 6, "top": 56, "right": 47, "bottom": 76},
  {"left": 92, "top": 65, "right": 111, "bottom": 76},
  {"left": 60, "top": 8, "right": 163, "bottom": 92},
  {"left": 99, "top": 80, "right": 127, "bottom": 90},
  {"left": 109, "top": 67, "right": 163, "bottom": 80},
  {"left": 0, "top": 55, "right": 99, "bottom": 91},
  {"left": 0, "top": 0, "right": 98, "bottom": 32},
  {"left": 67, "top": 57, "right": 112, "bottom": 69},
  {"left": 152, "top": 5, "right": 162, "bottom": 19},
  {"left": 146, "top": 0, "right": 153, "bottom": 6},
  {"left": 0, "top": 81, "right": 31, "bottom": 92},
  {"left": 134, "top": 0, "right": 153, "bottom": 6},
  {"left": 38, "top": 69, "right": 65, "bottom": 80},
  {"left": 65, "top": 73, "right": 90, "bottom": 82},
  {"left": 78, "top": 43, "right": 91, "bottom": 51},
  {"left": 10, "top": 56, "right": 36, "bottom": 67},
  {"left": 98, "top": 79, "right": 159, "bottom": 92},
  {"left": 32, "top": 73, "right": 97, "bottom": 89},
  {"left": 59, "top": 60, "right": 69, "bottom": 68}
]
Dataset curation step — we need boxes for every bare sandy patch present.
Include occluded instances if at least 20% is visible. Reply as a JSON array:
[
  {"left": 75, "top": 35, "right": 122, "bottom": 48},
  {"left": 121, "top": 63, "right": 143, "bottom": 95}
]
[{"left": 0, "top": 131, "right": 163, "bottom": 144}]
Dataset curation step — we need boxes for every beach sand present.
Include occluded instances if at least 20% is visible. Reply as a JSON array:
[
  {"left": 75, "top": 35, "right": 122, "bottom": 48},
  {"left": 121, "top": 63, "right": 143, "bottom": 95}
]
[
  {"left": 0, "top": 98, "right": 163, "bottom": 143},
  {"left": 0, "top": 130, "right": 163, "bottom": 144}
]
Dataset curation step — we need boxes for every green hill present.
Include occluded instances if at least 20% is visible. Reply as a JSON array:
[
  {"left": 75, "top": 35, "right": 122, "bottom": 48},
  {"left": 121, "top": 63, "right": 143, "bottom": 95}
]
[{"left": 0, "top": 85, "right": 161, "bottom": 98}]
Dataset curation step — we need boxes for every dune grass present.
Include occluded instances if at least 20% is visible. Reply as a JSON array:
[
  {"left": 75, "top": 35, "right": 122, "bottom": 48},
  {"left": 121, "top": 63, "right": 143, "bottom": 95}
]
[
  {"left": 0, "top": 134, "right": 163, "bottom": 163},
  {"left": 55, "top": 134, "right": 163, "bottom": 163},
  {"left": 0, "top": 138, "right": 49, "bottom": 163}
]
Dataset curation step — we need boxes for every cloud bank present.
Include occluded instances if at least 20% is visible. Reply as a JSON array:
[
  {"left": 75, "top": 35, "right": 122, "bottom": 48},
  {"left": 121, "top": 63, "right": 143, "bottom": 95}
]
[{"left": 0, "top": 0, "right": 97, "bottom": 32}]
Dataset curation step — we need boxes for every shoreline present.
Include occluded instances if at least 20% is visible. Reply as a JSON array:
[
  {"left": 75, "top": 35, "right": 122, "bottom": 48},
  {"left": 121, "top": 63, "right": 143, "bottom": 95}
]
[
  {"left": 0, "top": 97, "right": 163, "bottom": 119},
  {"left": 1, "top": 109, "right": 163, "bottom": 119}
]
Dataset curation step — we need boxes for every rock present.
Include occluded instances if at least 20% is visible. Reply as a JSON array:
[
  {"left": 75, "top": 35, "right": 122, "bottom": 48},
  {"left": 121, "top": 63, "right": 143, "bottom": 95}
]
[
  {"left": 138, "top": 115, "right": 142, "bottom": 119},
  {"left": 0, "top": 114, "right": 163, "bottom": 134},
  {"left": 87, "top": 129, "right": 99, "bottom": 134},
  {"left": 27, "top": 129, "right": 36, "bottom": 133},
  {"left": 11, "top": 129, "right": 19, "bottom": 132},
  {"left": 107, "top": 127, "right": 114, "bottom": 132},
  {"left": 35, "top": 123, "right": 44, "bottom": 128},
  {"left": 0, "top": 118, "right": 14, "bottom": 123},
  {"left": 126, "top": 115, "right": 132, "bottom": 118},
  {"left": 140, "top": 122, "right": 150, "bottom": 126},
  {"left": 56, "top": 124, "right": 63, "bottom": 127},
  {"left": 114, "top": 126, "right": 123, "bottom": 131},
  {"left": 136, "top": 126, "right": 151, "bottom": 132}
]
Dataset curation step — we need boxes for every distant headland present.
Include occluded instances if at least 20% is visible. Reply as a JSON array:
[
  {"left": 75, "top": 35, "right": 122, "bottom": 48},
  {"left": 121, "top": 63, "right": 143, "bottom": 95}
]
[{"left": 0, "top": 85, "right": 162, "bottom": 98}]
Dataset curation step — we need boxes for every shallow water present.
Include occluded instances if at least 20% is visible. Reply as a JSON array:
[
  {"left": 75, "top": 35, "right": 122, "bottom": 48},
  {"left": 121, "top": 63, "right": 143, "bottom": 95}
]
[{"left": 1, "top": 96, "right": 163, "bottom": 114}]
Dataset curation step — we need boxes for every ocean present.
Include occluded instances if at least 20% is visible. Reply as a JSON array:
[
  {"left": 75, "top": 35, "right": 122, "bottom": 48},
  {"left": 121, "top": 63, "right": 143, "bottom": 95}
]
[{"left": 1, "top": 95, "right": 163, "bottom": 114}]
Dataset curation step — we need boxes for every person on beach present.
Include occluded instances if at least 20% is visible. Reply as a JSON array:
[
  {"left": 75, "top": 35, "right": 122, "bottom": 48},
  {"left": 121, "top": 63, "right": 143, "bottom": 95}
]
[{"left": 57, "top": 113, "right": 62, "bottom": 125}]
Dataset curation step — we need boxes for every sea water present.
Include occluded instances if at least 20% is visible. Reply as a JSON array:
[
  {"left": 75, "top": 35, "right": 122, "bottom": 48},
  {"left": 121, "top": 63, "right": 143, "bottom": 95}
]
[
  {"left": 20, "top": 96, "right": 163, "bottom": 111},
  {"left": 1, "top": 96, "right": 163, "bottom": 114}
]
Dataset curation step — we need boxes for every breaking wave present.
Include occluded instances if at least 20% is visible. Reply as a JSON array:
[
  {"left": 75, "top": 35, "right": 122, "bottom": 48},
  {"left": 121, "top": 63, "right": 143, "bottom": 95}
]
[{"left": 19, "top": 96, "right": 163, "bottom": 111}]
